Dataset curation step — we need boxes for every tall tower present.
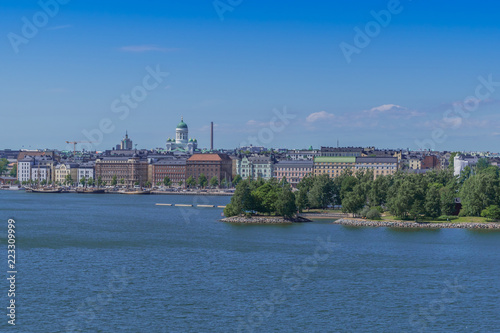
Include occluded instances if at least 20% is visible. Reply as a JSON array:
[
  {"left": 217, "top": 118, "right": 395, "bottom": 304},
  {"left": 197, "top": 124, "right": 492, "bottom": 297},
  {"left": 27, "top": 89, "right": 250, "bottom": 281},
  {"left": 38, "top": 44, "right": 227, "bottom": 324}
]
[
  {"left": 210, "top": 122, "right": 214, "bottom": 151},
  {"left": 176, "top": 117, "right": 188, "bottom": 144}
]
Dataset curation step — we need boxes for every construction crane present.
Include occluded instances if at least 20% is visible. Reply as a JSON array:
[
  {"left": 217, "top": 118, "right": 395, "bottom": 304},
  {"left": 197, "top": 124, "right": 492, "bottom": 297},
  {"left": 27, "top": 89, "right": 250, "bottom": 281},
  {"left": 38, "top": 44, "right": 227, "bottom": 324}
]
[{"left": 65, "top": 141, "right": 96, "bottom": 154}]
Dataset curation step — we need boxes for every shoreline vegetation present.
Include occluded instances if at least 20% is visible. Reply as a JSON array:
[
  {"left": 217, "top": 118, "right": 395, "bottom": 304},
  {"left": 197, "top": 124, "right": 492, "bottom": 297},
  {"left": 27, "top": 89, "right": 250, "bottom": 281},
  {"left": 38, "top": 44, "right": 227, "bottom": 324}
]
[
  {"left": 334, "top": 218, "right": 500, "bottom": 229},
  {"left": 223, "top": 161, "right": 500, "bottom": 227}
]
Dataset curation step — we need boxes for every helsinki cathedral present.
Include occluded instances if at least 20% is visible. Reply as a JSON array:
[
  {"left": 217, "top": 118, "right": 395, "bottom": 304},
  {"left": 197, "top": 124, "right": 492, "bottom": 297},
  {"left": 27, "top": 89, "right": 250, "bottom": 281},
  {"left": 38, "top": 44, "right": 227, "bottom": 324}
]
[{"left": 165, "top": 117, "right": 198, "bottom": 154}]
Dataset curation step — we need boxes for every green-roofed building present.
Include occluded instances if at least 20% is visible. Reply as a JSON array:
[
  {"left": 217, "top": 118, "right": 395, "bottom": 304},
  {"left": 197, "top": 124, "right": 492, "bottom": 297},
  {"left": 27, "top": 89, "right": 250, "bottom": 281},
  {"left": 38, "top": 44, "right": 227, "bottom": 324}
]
[{"left": 313, "top": 156, "right": 355, "bottom": 178}]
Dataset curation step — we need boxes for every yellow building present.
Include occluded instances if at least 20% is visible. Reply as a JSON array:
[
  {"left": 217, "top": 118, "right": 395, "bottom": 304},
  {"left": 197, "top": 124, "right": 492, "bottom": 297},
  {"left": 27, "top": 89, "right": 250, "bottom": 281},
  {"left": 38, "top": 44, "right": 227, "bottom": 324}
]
[
  {"left": 355, "top": 157, "right": 398, "bottom": 179},
  {"left": 55, "top": 163, "right": 79, "bottom": 185},
  {"left": 313, "top": 157, "right": 355, "bottom": 178}
]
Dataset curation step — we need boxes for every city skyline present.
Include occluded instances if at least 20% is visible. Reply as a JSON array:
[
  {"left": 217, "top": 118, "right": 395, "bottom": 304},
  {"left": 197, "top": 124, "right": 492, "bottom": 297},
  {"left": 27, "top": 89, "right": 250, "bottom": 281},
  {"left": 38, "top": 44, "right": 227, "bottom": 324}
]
[{"left": 2, "top": 1, "right": 500, "bottom": 151}]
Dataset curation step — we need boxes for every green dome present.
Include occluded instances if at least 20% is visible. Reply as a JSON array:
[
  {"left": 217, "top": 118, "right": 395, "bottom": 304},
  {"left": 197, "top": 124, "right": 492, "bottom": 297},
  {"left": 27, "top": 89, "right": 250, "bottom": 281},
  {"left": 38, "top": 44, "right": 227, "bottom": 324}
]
[{"left": 177, "top": 117, "right": 188, "bottom": 129}]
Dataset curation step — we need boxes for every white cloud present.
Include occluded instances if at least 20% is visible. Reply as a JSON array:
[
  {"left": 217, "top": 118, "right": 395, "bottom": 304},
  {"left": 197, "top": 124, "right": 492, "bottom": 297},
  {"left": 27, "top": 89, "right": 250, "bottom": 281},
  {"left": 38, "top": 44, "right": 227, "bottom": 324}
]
[{"left": 306, "top": 111, "right": 335, "bottom": 123}]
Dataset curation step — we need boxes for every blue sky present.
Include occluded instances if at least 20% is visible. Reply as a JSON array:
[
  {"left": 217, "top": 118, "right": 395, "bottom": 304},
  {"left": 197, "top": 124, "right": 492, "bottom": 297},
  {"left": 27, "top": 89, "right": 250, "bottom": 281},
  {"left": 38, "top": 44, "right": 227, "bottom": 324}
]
[{"left": 2, "top": 0, "right": 500, "bottom": 152}]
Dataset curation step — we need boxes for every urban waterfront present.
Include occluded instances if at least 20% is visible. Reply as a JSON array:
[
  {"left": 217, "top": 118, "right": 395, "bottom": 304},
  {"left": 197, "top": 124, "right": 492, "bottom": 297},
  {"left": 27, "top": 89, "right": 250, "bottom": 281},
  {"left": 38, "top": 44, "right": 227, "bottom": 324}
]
[{"left": 1, "top": 191, "right": 499, "bottom": 332}]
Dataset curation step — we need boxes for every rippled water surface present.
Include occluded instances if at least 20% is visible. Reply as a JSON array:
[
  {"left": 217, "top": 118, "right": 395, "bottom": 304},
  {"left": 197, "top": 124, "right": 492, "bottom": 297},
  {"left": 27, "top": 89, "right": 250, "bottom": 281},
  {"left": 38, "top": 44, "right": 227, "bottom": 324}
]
[{"left": 1, "top": 191, "right": 499, "bottom": 332}]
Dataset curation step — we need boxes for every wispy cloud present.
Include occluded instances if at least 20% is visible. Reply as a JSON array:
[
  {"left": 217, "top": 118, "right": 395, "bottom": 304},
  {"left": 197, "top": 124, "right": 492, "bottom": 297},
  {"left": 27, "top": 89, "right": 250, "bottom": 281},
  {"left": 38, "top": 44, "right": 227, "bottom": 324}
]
[
  {"left": 119, "top": 45, "right": 179, "bottom": 53},
  {"left": 365, "top": 104, "right": 424, "bottom": 118},
  {"left": 306, "top": 111, "right": 335, "bottom": 123},
  {"left": 47, "top": 24, "right": 72, "bottom": 31}
]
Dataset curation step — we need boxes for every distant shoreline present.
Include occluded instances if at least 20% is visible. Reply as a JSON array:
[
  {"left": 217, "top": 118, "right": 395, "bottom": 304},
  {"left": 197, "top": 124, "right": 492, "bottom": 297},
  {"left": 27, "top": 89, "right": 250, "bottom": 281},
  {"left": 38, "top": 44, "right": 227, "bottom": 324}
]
[{"left": 334, "top": 218, "right": 500, "bottom": 229}]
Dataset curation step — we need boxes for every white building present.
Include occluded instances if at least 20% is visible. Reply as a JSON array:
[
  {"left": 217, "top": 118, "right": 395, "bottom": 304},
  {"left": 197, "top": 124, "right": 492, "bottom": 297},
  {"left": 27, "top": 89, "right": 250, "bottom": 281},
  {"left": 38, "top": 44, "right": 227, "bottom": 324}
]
[
  {"left": 78, "top": 162, "right": 95, "bottom": 183},
  {"left": 18, "top": 157, "right": 34, "bottom": 183},
  {"left": 454, "top": 154, "right": 479, "bottom": 176},
  {"left": 236, "top": 155, "right": 275, "bottom": 180},
  {"left": 165, "top": 117, "right": 197, "bottom": 154},
  {"left": 31, "top": 166, "right": 49, "bottom": 182}
]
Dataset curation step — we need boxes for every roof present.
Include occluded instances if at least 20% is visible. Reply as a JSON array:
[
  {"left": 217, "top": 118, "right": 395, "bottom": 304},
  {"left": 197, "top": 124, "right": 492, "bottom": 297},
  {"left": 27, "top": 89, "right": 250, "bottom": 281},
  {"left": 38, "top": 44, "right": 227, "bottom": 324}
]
[
  {"left": 356, "top": 157, "right": 398, "bottom": 164},
  {"left": 275, "top": 160, "right": 314, "bottom": 168},
  {"left": 188, "top": 153, "right": 230, "bottom": 162},
  {"left": 314, "top": 156, "right": 356, "bottom": 163},
  {"left": 177, "top": 117, "right": 188, "bottom": 129}
]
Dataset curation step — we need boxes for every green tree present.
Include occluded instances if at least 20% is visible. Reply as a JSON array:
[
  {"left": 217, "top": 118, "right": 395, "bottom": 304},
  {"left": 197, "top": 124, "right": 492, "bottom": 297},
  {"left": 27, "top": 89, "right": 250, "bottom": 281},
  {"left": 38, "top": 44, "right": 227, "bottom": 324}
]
[
  {"left": 342, "top": 184, "right": 366, "bottom": 217},
  {"left": 224, "top": 180, "right": 254, "bottom": 216},
  {"left": 88, "top": 177, "right": 95, "bottom": 186},
  {"left": 163, "top": 176, "right": 171, "bottom": 187},
  {"left": 252, "top": 182, "right": 279, "bottom": 214},
  {"left": 459, "top": 173, "right": 500, "bottom": 216},
  {"left": 120, "top": 178, "right": 125, "bottom": 185},
  {"left": 9, "top": 164, "right": 17, "bottom": 178},
  {"left": 221, "top": 178, "right": 228, "bottom": 188},
  {"left": 476, "top": 158, "right": 490, "bottom": 172},
  {"left": 80, "top": 177, "right": 86, "bottom": 187},
  {"left": 209, "top": 176, "right": 219, "bottom": 188},
  {"left": 0, "top": 158, "right": 8, "bottom": 176},
  {"left": 41, "top": 179, "right": 47, "bottom": 186},
  {"left": 295, "top": 188, "right": 309, "bottom": 212},
  {"left": 97, "top": 176, "right": 103, "bottom": 187},
  {"left": 198, "top": 173, "right": 208, "bottom": 188},
  {"left": 186, "top": 176, "right": 196, "bottom": 188},
  {"left": 481, "top": 205, "right": 500, "bottom": 221},
  {"left": 134, "top": 181, "right": 140, "bottom": 186},
  {"left": 276, "top": 184, "right": 297, "bottom": 218},
  {"left": 440, "top": 185, "right": 457, "bottom": 216},
  {"left": 65, "top": 174, "right": 73, "bottom": 186},
  {"left": 111, "top": 175, "right": 118, "bottom": 186},
  {"left": 179, "top": 181, "right": 183, "bottom": 187},
  {"left": 425, "top": 184, "right": 441, "bottom": 218},
  {"left": 232, "top": 175, "right": 242, "bottom": 186},
  {"left": 307, "top": 174, "right": 334, "bottom": 209}
]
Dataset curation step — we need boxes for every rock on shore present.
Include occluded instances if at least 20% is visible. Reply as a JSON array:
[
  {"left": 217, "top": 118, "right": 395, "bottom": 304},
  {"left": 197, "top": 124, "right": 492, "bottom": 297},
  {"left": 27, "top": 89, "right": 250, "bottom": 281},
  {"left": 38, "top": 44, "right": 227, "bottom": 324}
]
[
  {"left": 335, "top": 218, "right": 500, "bottom": 229},
  {"left": 220, "top": 215, "right": 311, "bottom": 224}
]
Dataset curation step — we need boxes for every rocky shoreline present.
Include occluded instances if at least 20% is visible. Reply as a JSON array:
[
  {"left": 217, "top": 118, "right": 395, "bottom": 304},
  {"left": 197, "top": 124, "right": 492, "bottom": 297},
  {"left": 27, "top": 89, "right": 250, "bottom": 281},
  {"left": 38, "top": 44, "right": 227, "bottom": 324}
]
[
  {"left": 220, "top": 215, "right": 312, "bottom": 224},
  {"left": 334, "top": 218, "right": 500, "bottom": 229}
]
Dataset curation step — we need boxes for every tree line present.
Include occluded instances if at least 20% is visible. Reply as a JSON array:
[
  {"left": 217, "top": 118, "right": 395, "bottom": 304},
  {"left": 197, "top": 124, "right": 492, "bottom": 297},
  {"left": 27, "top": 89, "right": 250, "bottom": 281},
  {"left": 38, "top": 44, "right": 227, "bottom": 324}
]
[{"left": 225, "top": 157, "right": 500, "bottom": 221}]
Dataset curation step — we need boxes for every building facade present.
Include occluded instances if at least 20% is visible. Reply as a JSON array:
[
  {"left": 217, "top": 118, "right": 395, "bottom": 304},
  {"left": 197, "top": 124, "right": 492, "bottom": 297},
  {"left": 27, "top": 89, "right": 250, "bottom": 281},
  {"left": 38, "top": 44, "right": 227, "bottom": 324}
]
[
  {"left": 355, "top": 157, "right": 398, "bottom": 179},
  {"left": 186, "top": 153, "right": 233, "bottom": 185},
  {"left": 152, "top": 158, "right": 187, "bottom": 186},
  {"left": 55, "top": 163, "right": 79, "bottom": 184},
  {"left": 236, "top": 155, "right": 275, "bottom": 180},
  {"left": 313, "top": 156, "right": 356, "bottom": 178},
  {"left": 274, "top": 160, "right": 313, "bottom": 187},
  {"left": 78, "top": 162, "right": 95, "bottom": 184},
  {"left": 95, "top": 155, "right": 148, "bottom": 187}
]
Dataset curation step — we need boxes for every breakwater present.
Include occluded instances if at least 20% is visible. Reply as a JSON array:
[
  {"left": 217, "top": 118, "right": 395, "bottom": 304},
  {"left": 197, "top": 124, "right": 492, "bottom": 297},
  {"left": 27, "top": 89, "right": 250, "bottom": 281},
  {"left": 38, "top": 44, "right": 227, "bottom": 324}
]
[
  {"left": 335, "top": 218, "right": 500, "bottom": 229},
  {"left": 221, "top": 216, "right": 312, "bottom": 224}
]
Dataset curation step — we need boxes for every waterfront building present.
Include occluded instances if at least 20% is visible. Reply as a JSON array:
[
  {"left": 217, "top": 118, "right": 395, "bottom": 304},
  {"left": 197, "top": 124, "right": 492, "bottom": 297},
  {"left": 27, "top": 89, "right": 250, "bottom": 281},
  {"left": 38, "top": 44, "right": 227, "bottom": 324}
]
[
  {"left": 77, "top": 162, "right": 96, "bottom": 184},
  {"left": 186, "top": 153, "right": 233, "bottom": 185},
  {"left": 165, "top": 117, "right": 198, "bottom": 154},
  {"left": 152, "top": 158, "right": 187, "bottom": 186},
  {"left": 55, "top": 163, "right": 79, "bottom": 185},
  {"left": 355, "top": 157, "right": 398, "bottom": 179},
  {"left": 313, "top": 156, "right": 355, "bottom": 178},
  {"left": 17, "top": 157, "right": 34, "bottom": 183},
  {"left": 31, "top": 165, "right": 50, "bottom": 183},
  {"left": 95, "top": 154, "right": 148, "bottom": 187},
  {"left": 17, "top": 156, "right": 56, "bottom": 183},
  {"left": 236, "top": 155, "right": 275, "bottom": 180},
  {"left": 274, "top": 160, "right": 313, "bottom": 187}
]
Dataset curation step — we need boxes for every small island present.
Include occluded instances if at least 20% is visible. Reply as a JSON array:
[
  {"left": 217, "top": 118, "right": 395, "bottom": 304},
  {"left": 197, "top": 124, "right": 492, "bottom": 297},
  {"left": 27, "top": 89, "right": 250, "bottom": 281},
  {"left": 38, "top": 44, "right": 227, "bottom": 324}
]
[{"left": 222, "top": 178, "right": 309, "bottom": 224}]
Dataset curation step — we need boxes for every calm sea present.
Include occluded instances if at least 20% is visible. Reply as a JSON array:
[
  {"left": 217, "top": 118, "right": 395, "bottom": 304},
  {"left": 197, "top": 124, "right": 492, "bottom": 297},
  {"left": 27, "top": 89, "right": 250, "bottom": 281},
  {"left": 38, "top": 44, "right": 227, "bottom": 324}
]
[{"left": 0, "top": 191, "right": 499, "bottom": 332}]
